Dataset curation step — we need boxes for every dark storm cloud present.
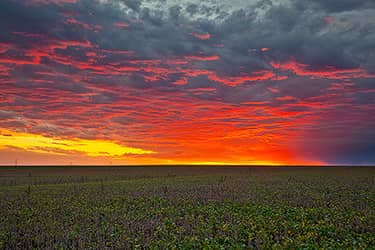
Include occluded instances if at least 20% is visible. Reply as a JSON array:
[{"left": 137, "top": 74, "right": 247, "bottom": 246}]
[
  {"left": 122, "top": 0, "right": 142, "bottom": 12},
  {"left": 1, "top": 0, "right": 373, "bottom": 87},
  {"left": 0, "top": 1, "right": 60, "bottom": 38},
  {"left": 1, "top": 0, "right": 372, "bottom": 70},
  {"left": 295, "top": 0, "right": 375, "bottom": 12}
]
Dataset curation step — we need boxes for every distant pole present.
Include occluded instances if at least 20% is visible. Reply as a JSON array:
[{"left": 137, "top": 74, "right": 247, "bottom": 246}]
[{"left": 15, "top": 159, "right": 18, "bottom": 167}]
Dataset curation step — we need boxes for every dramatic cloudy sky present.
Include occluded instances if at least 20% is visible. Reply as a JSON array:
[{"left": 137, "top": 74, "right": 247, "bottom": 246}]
[{"left": 0, "top": 0, "right": 374, "bottom": 165}]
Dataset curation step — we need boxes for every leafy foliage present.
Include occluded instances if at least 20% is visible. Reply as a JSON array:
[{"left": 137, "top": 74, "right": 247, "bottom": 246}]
[{"left": 0, "top": 167, "right": 374, "bottom": 249}]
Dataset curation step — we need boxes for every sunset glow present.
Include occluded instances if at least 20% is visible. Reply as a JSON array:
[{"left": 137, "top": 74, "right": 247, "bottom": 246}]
[
  {"left": 0, "top": 129, "right": 153, "bottom": 157},
  {"left": 0, "top": 0, "right": 374, "bottom": 165}
]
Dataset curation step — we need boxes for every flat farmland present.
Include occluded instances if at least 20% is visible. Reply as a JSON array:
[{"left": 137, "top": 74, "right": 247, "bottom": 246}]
[{"left": 0, "top": 166, "right": 374, "bottom": 249}]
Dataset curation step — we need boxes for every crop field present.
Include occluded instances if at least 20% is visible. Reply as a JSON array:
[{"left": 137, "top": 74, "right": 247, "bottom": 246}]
[{"left": 0, "top": 166, "right": 374, "bottom": 249}]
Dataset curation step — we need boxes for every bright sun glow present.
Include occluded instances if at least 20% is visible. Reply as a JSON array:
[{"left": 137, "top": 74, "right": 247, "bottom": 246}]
[{"left": 0, "top": 129, "right": 154, "bottom": 157}]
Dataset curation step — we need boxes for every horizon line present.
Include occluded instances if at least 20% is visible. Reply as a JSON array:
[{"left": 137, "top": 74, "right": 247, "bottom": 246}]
[{"left": 1, "top": 164, "right": 374, "bottom": 168}]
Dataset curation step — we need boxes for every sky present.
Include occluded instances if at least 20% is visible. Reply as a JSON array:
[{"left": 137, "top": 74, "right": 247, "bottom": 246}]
[{"left": 0, "top": 0, "right": 374, "bottom": 165}]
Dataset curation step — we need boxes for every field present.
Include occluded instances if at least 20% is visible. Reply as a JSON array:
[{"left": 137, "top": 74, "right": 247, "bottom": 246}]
[{"left": 0, "top": 166, "right": 374, "bottom": 249}]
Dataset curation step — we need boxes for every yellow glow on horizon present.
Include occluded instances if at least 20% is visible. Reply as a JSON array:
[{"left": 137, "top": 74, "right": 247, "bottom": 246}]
[
  {"left": 0, "top": 129, "right": 324, "bottom": 166},
  {"left": 0, "top": 129, "right": 154, "bottom": 157}
]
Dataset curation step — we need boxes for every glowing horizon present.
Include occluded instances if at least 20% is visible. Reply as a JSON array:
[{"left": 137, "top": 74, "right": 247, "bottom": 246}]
[{"left": 0, "top": 129, "right": 322, "bottom": 166}]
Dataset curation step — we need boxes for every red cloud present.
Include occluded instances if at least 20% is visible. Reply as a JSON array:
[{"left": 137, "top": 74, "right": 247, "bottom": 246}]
[
  {"left": 64, "top": 18, "right": 102, "bottom": 32},
  {"left": 207, "top": 70, "right": 275, "bottom": 86},
  {"left": 114, "top": 22, "right": 129, "bottom": 29},
  {"left": 0, "top": 43, "right": 11, "bottom": 54},
  {"left": 2, "top": 31, "right": 280, "bottom": 89},
  {"left": 0, "top": 33, "right": 92, "bottom": 67},
  {"left": 270, "top": 58, "right": 375, "bottom": 80},
  {"left": 173, "top": 77, "right": 189, "bottom": 85},
  {"left": 267, "top": 87, "right": 279, "bottom": 93},
  {"left": 323, "top": 16, "right": 334, "bottom": 24},
  {"left": 0, "top": 64, "right": 10, "bottom": 77},
  {"left": 185, "top": 55, "right": 220, "bottom": 61},
  {"left": 276, "top": 96, "right": 297, "bottom": 101},
  {"left": 190, "top": 32, "right": 211, "bottom": 40}
]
